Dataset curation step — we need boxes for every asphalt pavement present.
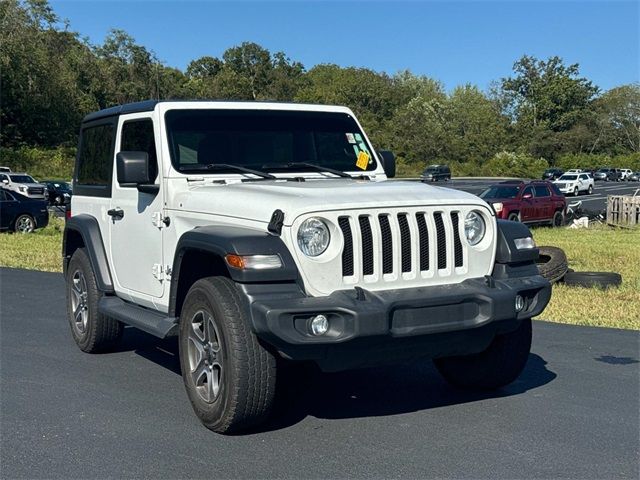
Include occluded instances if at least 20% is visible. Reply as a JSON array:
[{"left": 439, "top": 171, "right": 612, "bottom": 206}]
[{"left": 1, "top": 268, "right": 639, "bottom": 479}]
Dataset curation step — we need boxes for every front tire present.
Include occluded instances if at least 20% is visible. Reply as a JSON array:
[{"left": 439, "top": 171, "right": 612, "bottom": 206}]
[
  {"left": 434, "top": 318, "right": 532, "bottom": 390},
  {"left": 179, "top": 276, "right": 277, "bottom": 434},
  {"left": 66, "top": 248, "right": 123, "bottom": 352},
  {"left": 507, "top": 212, "right": 520, "bottom": 222},
  {"left": 573, "top": 187, "right": 579, "bottom": 196}
]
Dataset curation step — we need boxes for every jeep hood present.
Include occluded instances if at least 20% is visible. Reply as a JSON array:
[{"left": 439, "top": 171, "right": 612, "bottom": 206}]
[{"left": 179, "top": 179, "right": 490, "bottom": 226}]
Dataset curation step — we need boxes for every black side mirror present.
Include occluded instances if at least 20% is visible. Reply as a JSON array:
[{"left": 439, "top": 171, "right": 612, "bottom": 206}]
[
  {"left": 378, "top": 150, "right": 396, "bottom": 178},
  {"left": 116, "top": 151, "right": 158, "bottom": 193}
]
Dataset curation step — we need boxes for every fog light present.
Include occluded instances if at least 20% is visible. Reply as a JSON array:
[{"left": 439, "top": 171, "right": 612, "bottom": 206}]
[
  {"left": 310, "top": 314, "right": 329, "bottom": 336},
  {"left": 515, "top": 295, "right": 525, "bottom": 312}
]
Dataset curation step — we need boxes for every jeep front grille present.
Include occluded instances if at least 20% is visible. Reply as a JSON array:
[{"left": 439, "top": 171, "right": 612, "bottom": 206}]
[{"left": 338, "top": 209, "right": 468, "bottom": 282}]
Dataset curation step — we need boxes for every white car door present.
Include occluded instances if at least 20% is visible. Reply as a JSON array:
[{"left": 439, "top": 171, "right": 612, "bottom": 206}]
[{"left": 109, "top": 114, "right": 165, "bottom": 301}]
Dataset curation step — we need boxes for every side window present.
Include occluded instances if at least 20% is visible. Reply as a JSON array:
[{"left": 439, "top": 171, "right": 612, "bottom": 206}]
[
  {"left": 534, "top": 185, "right": 550, "bottom": 197},
  {"left": 523, "top": 186, "right": 534, "bottom": 198},
  {"left": 0, "top": 174, "right": 8, "bottom": 183},
  {"left": 579, "top": 174, "right": 587, "bottom": 180},
  {"left": 0, "top": 189, "right": 6, "bottom": 201},
  {"left": 77, "top": 124, "right": 114, "bottom": 187},
  {"left": 120, "top": 119, "right": 158, "bottom": 182}
]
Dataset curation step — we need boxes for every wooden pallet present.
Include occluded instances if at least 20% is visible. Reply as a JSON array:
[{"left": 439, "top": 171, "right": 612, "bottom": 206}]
[{"left": 607, "top": 191, "right": 640, "bottom": 227}]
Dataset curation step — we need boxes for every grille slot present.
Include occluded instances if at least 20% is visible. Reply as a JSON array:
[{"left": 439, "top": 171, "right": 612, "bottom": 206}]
[
  {"left": 434, "top": 212, "right": 447, "bottom": 270},
  {"left": 378, "top": 215, "right": 393, "bottom": 274},
  {"left": 450, "top": 212, "right": 464, "bottom": 268},
  {"left": 338, "top": 217, "right": 354, "bottom": 276},
  {"left": 337, "top": 207, "right": 475, "bottom": 285},
  {"left": 398, "top": 213, "right": 412, "bottom": 273},
  {"left": 359, "top": 215, "right": 374, "bottom": 276},
  {"left": 416, "top": 213, "right": 430, "bottom": 271}
]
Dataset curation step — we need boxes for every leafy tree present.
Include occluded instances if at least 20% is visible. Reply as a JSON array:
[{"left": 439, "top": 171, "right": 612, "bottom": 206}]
[
  {"left": 222, "top": 42, "right": 272, "bottom": 99},
  {"left": 501, "top": 55, "right": 599, "bottom": 131},
  {"left": 186, "top": 56, "right": 223, "bottom": 79}
]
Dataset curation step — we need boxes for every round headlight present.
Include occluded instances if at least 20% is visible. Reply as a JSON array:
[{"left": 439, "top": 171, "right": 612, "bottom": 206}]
[
  {"left": 297, "top": 217, "right": 330, "bottom": 257},
  {"left": 464, "top": 211, "right": 486, "bottom": 246}
]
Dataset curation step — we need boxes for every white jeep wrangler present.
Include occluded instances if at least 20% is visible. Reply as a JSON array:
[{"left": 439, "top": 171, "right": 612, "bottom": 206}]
[{"left": 63, "top": 101, "right": 551, "bottom": 433}]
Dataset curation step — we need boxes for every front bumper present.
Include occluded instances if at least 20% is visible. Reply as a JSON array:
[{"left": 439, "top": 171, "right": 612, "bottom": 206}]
[{"left": 240, "top": 270, "right": 550, "bottom": 371}]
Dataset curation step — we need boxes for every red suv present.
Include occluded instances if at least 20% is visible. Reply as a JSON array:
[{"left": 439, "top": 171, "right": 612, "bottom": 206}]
[{"left": 479, "top": 180, "right": 566, "bottom": 227}]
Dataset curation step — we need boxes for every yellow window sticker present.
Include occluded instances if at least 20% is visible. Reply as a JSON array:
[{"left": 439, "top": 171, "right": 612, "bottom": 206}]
[{"left": 356, "top": 151, "right": 370, "bottom": 170}]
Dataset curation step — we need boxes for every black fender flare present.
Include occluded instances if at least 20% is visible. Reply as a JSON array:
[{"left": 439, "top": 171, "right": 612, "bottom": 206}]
[
  {"left": 494, "top": 219, "right": 539, "bottom": 264},
  {"left": 63, "top": 214, "right": 114, "bottom": 292},
  {"left": 168, "top": 225, "right": 300, "bottom": 316}
]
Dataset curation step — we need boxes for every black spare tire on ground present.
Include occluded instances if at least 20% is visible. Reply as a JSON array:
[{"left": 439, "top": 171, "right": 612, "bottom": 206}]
[
  {"left": 563, "top": 271, "right": 622, "bottom": 289},
  {"left": 536, "top": 246, "right": 569, "bottom": 284}
]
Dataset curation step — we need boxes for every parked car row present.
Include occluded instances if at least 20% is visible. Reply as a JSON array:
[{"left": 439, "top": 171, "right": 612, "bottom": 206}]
[
  {"left": 543, "top": 167, "right": 638, "bottom": 182},
  {"left": 0, "top": 166, "right": 72, "bottom": 205}
]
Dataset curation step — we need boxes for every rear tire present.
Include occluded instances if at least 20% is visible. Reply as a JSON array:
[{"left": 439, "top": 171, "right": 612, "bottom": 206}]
[
  {"left": 14, "top": 214, "right": 35, "bottom": 233},
  {"left": 587, "top": 185, "right": 593, "bottom": 195},
  {"left": 66, "top": 248, "right": 123, "bottom": 352},
  {"left": 552, "top": 210, "right": 564, "bottom": 227},
  {"left": 434, "top": 318, "right": 532, "bottom": 390},
  {"left": 179, "top": 276, "right": 277, "bottom": 434}
]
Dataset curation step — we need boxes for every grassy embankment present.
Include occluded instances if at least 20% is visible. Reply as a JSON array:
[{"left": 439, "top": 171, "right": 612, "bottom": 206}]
[
  {"left": 531, "top": 226, "right": 640, "bottom": 330},
  {"left": 0, "top": 217, "right": 638, "bottom": 330}
]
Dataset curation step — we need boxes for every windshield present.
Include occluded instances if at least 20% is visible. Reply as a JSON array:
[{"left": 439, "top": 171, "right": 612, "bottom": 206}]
[
  {"left": 165, "top": 109, "right": 377, "bottom": 174},
  {"left": 46, "top": 181, "right": 71, "bottom": 190},
  {"left": 479, "top": 186, "right": 520, "bottom": 199},
  {"left": 10, "top": 175, "right": 36, "bottom": 183},
  {"left": 597, "top": 168, "right": 610, "bottom": 172},
  {"left": 559, "top": 175, "right": 577, "bottom": 181}
]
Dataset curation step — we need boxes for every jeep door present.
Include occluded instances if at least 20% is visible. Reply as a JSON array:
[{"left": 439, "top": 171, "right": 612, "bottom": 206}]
[{"left": 108, "top": 115, "right": 165, "bottom": 300}]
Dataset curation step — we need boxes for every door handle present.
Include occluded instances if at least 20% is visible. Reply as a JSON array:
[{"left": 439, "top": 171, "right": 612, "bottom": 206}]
[{"left": 107, "top": 208, "right": 124, "bottom": 219}]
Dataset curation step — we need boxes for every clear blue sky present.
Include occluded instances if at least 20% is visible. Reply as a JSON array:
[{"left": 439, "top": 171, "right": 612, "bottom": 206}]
[{"left": 51, "top": 1, "right": 639, "bottom": 92}]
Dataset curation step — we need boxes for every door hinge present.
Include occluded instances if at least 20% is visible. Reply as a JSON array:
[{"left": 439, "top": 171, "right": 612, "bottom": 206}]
[
  {"left": 152, "top": 212, "right": 170, "bottom": 228},
  {"left": 152, "top": 264, "right": 172, "bottom": 282}
]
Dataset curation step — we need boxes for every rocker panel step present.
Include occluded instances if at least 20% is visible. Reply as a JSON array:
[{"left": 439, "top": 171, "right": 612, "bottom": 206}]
[{"left": 98, "top": 296, "right": 178, "bottom": 338}]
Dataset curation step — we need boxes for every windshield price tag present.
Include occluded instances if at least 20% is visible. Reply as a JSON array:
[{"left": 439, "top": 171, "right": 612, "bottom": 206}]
[
  {"left": 356, "top": 151, "right": 370, "bottom": 170},
  {"left": 346, "top": 133, "right": 356, "bottom": 144}
]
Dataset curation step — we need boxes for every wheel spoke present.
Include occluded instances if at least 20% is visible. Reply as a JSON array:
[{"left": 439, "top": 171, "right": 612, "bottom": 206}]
[
  {"left": 192, "top": 363, "right": 209, "bottom": 400},
  {"left": 207, "top": 316, "right": 220, "bottom": 352},
  {"left": 190, "top": 311, "right": 205, "bottom": 342},
  {"left": 211, "top": 362, "right": 222, "bottom": 398},
  {"left": 187, "top": 336, "right": 205, "bottom": 372}
]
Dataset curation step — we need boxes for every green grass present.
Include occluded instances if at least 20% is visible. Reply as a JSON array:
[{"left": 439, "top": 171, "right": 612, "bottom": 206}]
[
  {"left": 1, "top": 217, "right": 638, "bottom": 330},
  {"left": 0, "top": 215, "right": 65, "bottom": 272},
  {"left": 531, "top": 225, "right": 640, "bottom": 330}
]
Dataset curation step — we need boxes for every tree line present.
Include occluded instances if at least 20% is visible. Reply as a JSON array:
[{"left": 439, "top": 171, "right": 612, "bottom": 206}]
[{"left": 2, "top": 0, "right": 639, "bottom": 179}]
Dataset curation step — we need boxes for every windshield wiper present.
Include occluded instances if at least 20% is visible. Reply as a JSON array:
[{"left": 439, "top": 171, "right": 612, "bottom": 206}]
[
  {"left": 179, "top": 163, "right": 276, "bottom": 180},
  {"left": 262, "top": 162, "right": 356, "bottom": 179}
]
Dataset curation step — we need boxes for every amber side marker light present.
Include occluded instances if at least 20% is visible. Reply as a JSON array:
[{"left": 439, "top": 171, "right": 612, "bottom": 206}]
[{"left": 225, "top": 254, "right": 282, "bottom": 270}]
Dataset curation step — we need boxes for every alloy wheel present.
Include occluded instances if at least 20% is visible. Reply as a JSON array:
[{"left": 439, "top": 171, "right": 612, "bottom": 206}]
[
  {"left": 70, "top": 270, "right": 89, "bottom": 335},
  {"left": 16, "top": 215, "right": 34, "bottom": 233},
  {"left": 187, "top": 309, "right": 223, "bottom": 403}
]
